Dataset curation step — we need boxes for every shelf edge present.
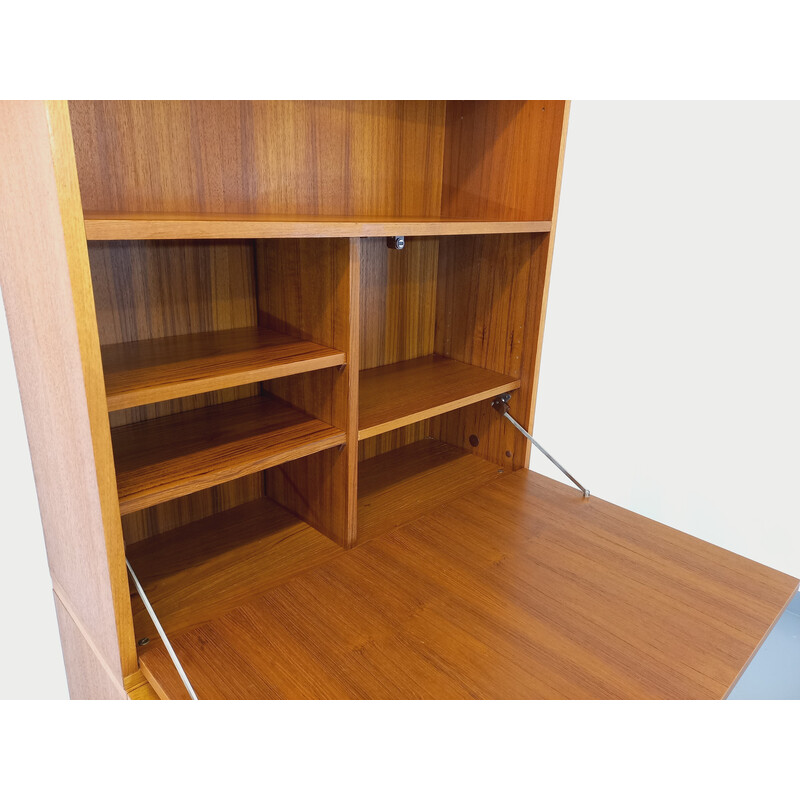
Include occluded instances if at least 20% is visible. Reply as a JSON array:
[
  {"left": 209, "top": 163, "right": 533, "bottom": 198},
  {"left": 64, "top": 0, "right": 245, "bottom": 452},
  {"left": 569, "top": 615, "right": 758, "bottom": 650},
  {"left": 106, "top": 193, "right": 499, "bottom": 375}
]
[{"left": 84, "top": 218, "right": 553, "bottom": 240}]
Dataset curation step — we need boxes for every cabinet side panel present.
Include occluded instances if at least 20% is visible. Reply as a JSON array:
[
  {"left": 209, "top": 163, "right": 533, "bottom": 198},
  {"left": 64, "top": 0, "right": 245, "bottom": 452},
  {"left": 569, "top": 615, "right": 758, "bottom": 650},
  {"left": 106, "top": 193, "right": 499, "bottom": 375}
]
[
  {"left": 69, "top": 101, "right": 446, "bottom": 217},
  {"left": 441, "top": 100, "right": 566, "bottom": 221},
  {"left": 53, "top": 594, "right": 127, "bottom": 700},
  {"left": 257, "top": 238, "right": 358, "bottom": 547},
  {"left": 0, "top": 101, "right": 135, "bottom": 683},
  {"left": 431, "top": 232, "right": 550, "bottom": 469}
]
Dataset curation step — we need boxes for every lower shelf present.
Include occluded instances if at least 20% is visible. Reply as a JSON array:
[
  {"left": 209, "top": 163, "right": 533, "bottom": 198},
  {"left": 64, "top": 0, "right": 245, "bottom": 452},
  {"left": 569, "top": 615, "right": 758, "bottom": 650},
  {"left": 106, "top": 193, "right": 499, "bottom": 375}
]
[{"left": 112, "top": 394, "right": 346, "bottom": 514}]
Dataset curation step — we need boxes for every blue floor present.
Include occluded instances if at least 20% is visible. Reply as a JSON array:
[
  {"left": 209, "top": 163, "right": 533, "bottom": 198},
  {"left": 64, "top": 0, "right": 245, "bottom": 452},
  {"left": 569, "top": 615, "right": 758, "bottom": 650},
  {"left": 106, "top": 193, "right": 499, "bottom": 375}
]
[{"left": 728, "top": 592, "right": 800, "bottom": 699}]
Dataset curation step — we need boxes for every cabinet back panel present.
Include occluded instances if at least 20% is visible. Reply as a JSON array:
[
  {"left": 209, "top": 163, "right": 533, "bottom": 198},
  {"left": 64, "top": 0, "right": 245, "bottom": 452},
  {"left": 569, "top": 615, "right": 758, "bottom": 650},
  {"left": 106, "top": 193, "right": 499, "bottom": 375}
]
[
  {"left": 359, "top": 237, "right": 439, "bottom": 370},
  {"left": 434, "top": 233, "right": 548, "bottom": 378},
  {"left": 70, "top": 101, "right": 447, "bottom": 217},
  {"left": 121, "top": 475, "right": 263, "bottom": 545},
  {"left": 89, "top": 240, "right": 257, "bottom": 345},
  {"left": 358, "top": 422, "right": 432, "bottom": 462},
  {"left": 441, "top": 101, "right": 566, "bottom": 220}
]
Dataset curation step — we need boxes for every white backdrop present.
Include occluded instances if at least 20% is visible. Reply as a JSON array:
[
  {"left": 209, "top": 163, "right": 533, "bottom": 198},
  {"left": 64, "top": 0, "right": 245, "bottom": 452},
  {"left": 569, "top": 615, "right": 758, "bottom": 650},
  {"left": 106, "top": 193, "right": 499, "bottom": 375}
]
[
  {"left": 1, "top": 101, "right": 799, "bottom": 698},
  {"left": 533, "top": 101, "right": 800, "bottom": 580}
]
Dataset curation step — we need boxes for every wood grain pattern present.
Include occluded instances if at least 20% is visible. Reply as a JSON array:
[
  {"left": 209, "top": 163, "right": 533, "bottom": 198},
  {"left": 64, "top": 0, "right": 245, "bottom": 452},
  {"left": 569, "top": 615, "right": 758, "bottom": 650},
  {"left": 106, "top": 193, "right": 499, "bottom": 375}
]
[
  {"left": 90, "top": 239, "right": 260, "bottom": 427},
  {"left": 70, "top": 101, "right": 447, "bottom": 218},
  {"left": 88, "top": 240, "right": 257, "bottom": 345},
  {"left": 359, "top": 236, "right": 438, "bottom": 370},
  {"left": 257, "top": 238, "right": 359, "bottom": 547},
  {"left": 83, "top": 214, "right": 552, "bottom": 240},
  {"left": 431, "top": 232, "right": 550, "bottom": 469},
  {"left": 441, "top": 101, "right": 566, "bottom": 220},
  {"left": 112, "top": 394, "right": 345, "bottom": 514},
  {"left": 128, "top": 497, "right": 344, "bottom": 641},
  {"left": 121, "top": 475, "right": 263, "bottom": 545},
  {"left": 138, "top": 456, "right": 799, "bottom": 700},
  {"left": 0, "top": 101, "right": 137, "bottom": 682},
  {"left": 359, "top": 355, "right": 520, "bottom": 440},
  {"left": 357, "top": 236, "right": 439, "bottom": 458},
  {"left": 358, "top": 422, "right": 431, "bottom": 461},
  {"left": 358, "top": 439, "right": 502, "bottom": 542},
  {"left": 124, "top": 670, "right": 160, "bottom": 700},
  {"left": 53, "top": 594, "right": 127, "bottom": 700},
  {"left": 103, "top": 326, "right": 345, "bottom": 411}
]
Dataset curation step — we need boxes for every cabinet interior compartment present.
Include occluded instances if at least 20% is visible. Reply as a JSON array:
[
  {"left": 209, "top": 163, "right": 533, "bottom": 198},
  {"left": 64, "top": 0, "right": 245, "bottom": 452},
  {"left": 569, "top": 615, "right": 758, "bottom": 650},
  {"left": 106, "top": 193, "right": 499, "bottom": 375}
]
[{"left": 71, "top": 100, "right": 572, "bottom": 696}]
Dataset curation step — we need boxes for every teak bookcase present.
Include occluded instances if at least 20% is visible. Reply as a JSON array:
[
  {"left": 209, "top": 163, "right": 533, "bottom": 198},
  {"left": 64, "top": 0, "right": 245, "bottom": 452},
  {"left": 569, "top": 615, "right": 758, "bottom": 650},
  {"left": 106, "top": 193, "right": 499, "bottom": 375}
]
[{"left": 1, "top": 101, "right": 797, "bottom": 700}]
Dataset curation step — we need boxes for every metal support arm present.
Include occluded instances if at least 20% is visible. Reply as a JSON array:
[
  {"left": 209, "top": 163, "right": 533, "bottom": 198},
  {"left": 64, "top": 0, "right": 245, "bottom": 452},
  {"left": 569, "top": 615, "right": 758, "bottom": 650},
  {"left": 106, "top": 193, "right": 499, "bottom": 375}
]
[
  {"left": 492, "top": 394, "right": 590, "bottom": 498},
  {"left": 126, "top": 558, "right": 199, "bottom": 700}
]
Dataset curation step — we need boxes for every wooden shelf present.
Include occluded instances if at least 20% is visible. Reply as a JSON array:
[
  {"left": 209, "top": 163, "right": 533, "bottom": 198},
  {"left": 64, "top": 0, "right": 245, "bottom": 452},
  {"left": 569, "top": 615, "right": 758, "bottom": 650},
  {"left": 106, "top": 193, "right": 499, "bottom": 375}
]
[
  {"left": 83, "top": 213, "right": 552, "bottom": 240},
  {"left": 112, "top": 395, "right": 345, "bottom": 515},
  {"left": 102, "top": 326, "right": 345, "bottom": 412},
  {"left": 129, "top": 496, "right": 344, "bottom": 642},
  {"left": 358, "top": 355, "right": 520, "bottom": 440}
]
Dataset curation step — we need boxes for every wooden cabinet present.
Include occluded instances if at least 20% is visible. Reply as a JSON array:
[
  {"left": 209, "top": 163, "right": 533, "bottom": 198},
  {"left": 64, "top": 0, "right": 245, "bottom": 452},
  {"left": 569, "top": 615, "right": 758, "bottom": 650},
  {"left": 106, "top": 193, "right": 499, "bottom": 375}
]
[{"left": 1, "top": 100, "right": 797, "bottom": 699}]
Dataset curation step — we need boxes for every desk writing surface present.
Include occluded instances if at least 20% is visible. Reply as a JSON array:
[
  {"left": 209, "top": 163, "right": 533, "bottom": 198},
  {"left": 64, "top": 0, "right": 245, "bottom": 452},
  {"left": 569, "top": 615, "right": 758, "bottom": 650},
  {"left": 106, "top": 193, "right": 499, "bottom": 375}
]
[{"left": 138, "top": 446, "right": 798, "bottom": 699}]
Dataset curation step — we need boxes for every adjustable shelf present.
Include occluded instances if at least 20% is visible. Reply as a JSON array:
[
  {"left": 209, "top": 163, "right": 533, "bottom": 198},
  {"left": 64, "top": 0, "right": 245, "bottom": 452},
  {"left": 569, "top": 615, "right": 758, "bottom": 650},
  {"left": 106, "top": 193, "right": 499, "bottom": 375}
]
[
  {"left": 83, "top": 213, "right": 553, "bottom": 241},
  {"left": 102, "top": 326, "right": 346, "bottom": 411},
  {"left": 358, "top": 355, "right": 520, "bottom": 440},
  {"left": 112, "top": 394, "right": 346, "bottom": 515}
]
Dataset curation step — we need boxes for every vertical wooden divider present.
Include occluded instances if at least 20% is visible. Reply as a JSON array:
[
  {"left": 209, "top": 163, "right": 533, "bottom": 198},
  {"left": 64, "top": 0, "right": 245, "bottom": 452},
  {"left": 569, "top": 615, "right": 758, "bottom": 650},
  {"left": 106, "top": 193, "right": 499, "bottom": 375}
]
[{"left": 256, "top": 238, "right": 360, "bottom": 548}]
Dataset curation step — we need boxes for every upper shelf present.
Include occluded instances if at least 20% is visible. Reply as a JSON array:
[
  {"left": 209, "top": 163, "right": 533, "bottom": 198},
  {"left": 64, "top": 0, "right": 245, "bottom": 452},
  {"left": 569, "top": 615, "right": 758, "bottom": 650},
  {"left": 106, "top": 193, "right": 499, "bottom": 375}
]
[
  {"left": 359, "top": 355, "right": 521, "bottom": 440},
  {"left": 102, "top": 326, "right": 345, "bottom": 412},
  {"left": 83, "top": 213, "right": 553, "bottom": 240}
]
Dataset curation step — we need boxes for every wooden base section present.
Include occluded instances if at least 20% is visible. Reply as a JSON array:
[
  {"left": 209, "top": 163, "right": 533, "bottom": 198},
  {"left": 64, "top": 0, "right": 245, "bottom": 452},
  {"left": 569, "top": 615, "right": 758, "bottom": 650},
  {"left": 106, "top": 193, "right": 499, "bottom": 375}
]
[{"left": 135, "top": 441, "right": 798, "bottom": 699}]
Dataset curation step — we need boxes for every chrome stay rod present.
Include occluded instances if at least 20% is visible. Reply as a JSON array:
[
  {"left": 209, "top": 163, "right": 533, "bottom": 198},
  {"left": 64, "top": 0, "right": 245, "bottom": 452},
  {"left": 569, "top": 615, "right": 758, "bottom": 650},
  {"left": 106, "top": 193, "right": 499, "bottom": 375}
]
[
  {"left": 126, "top": 558, "right": 199, "bottom": 700},
  {"left": 492, "top": 394, "right": 591, "bottom": 498}
]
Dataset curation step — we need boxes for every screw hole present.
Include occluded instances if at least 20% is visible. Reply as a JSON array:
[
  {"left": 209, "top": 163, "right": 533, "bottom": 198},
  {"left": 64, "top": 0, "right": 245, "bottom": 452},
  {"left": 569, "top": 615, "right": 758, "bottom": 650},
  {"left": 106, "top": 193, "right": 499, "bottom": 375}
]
[{"left": 468, "top": 434, "right": 479, "bottom": 447}]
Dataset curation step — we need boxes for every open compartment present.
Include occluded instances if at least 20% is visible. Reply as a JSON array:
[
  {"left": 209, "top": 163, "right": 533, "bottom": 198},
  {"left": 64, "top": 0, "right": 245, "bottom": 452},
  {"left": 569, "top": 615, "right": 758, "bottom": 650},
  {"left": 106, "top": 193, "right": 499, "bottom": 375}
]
[
  {"left": 89, "top": 235, "right": 359, "bottom": 549},
  {"left": 71, "top": 101, "right": 567, "bottom": 235},
  {"left": 356, "top": 231, "right": 551, "bottom": 473},
  {"left": 125, "top": 465, "right": 346, "bottom": 655},
  {"left": 88, "top": 240, "right": 346, "bottom": 412}
]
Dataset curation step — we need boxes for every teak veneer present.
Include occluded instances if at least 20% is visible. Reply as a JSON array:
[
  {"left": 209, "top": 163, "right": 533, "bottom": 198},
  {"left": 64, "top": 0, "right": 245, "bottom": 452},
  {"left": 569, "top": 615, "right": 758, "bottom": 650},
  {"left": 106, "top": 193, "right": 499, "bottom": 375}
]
[
  {"left": 83, "top": 214, "right": 553, "bottom": 240},
  {"left": 358, "top": 355, "right": 520, "bottom": 440},
  {"left": 103, "top": 326, "right": 346, "bottom": 411},
  {"left": 112, "top": 394, "right": 345, "bottom": 515},
  {"left": 1, "top": 100, "right": 796, "bottom": 700},
  {"left": 135, "top": 442, "right": 798, "bottom": 700}
]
